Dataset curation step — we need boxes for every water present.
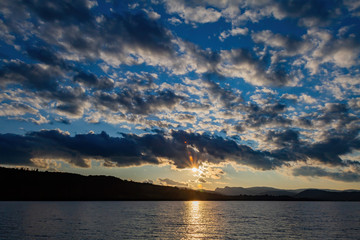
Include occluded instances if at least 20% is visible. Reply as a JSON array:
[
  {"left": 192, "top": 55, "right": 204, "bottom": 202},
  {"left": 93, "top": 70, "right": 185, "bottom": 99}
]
[{"left": 0, "top": 201, "right": 359, "bottom": 239}]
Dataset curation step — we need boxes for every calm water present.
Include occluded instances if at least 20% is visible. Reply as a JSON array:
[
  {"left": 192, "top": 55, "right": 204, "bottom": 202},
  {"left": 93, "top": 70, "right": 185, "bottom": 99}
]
[{"left": 0, "top": 201, "right": 359, "bottom": 239}]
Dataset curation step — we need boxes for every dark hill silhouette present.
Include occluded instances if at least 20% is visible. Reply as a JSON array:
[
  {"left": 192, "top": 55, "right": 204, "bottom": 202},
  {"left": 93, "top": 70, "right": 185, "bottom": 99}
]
[
  {"left": 215, "top": 186, "right": 303, "bottom": 196},
  {"left": 295, "top": 189, "right": 360, "bottom": 201},
  {"left": 0, "top": 167, "right": 227, "bottom": 200},
  {"left": 0, "top": 167, "right": 359, "bottom": 201}
]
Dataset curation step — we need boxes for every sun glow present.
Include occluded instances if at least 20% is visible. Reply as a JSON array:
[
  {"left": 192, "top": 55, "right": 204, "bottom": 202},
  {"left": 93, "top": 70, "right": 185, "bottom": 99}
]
[{"left": 190, "top": 165, "right": 204, "bottom": 176}]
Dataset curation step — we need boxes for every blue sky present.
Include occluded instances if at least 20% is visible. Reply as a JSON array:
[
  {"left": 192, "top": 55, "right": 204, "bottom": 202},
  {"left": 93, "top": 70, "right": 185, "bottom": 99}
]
[{"left": 0, "top": 0, "right": 359, "bottom": 190}]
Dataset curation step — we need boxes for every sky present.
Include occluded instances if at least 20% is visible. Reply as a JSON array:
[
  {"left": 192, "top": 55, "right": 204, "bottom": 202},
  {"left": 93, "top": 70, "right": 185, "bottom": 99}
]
[{"left": 0, "top": 0, "right": 359, "bottom": 190}]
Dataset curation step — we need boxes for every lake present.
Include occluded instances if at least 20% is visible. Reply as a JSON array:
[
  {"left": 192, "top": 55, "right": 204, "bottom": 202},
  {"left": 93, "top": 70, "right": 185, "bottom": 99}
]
[{"left": 0, "top": 201, "right": 359, "bottom": 239}]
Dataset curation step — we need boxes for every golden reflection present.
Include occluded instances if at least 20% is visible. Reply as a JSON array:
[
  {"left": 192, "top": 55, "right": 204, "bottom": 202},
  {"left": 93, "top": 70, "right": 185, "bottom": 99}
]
[{"left": 183, "top": 201, "right": 206, "bottom": 239}]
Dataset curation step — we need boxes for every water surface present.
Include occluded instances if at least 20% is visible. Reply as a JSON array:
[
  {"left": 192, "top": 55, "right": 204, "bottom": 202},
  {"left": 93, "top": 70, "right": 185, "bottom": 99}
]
[{"left": 0, "top": 201, "right": 359, "bottom": 239}]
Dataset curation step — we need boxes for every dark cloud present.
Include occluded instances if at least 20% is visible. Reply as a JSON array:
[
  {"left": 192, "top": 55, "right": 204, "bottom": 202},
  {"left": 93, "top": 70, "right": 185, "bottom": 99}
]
[
  {"left": 95, "top": 89, "right": 184, "bottom": 114},
  {"left": 293, "top": 166, "right": 360, "bottom": 182},
  {"left": 0, "top": 62, "right": 60, "bottom": 91},
  {"left": 0, "top": 133, "right": 33, "bottom": 166},
  {"left": 266, "top": 129, "right": 300, "bottom": 148},
  {"left": 243, "top": 102, "right": 291, "bottom": 128},
  {"left": 234, "top": 124, "right": 244, "bottom": 133},
  {"left": 274, "top": 0, "right": 342, "bottom": 27},
  {"left": 73, "top": 72, "right": 114, "bottom": 90},
  {"left": 0, "top": 129, "right": 280, "bottom": 170},
  {"left": 0, "top": 130, "right": 159, "bottom": 168},
  {"left": 46, "top": 86, "right": 87, "bottom": 117},
  {"left": 302, "top": 132, "right": 360, "bottom": 166},
  {"left": 26, "top": 45, "right": 73, "bottom": 70},
  {"left": 56, "top": 103, "right": 83, "bottom": 116},
  {"left": 268, "top": 127, "right": 360, "bottom": 168},
  {"left": 47, "top": 12, "right": 175, "bottom": 64},
  {"left": 1, "top": 129, "right": 359, "bottom": 181},
  {"left": 318, "top": 103, "right": 357, "bottom": 126},
  {"left": 0, "top": 60, "right": 87, "bottom": 117},
  {"left": 24, "top": 0, "right": 93, "bottom": 24},
  {"left": 100, "top": 13, "right": 174, "bottom": 56},
  {"left": 169, "top": 130, "right": 281, "bottom": 170},
  {"left": 1, "top": 0, "right": 176, "bottom": 67}
]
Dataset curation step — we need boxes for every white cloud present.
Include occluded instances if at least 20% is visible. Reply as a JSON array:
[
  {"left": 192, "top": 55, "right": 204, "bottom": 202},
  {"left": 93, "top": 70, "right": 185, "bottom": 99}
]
[
  {"left": 219, "top": 27, "right": 248, "bottom": 41},
  {"left": 143, "top": 9, "right": 161, "bottom": 20},
  {"left": 164, "top": 0, "right": 221, "bottom": 24},
  {"left": 168, "top": 17, "right": 182, "bottom": 25},
  {"left": 300, "top": 94, "right": 316, "bottom": 104}
]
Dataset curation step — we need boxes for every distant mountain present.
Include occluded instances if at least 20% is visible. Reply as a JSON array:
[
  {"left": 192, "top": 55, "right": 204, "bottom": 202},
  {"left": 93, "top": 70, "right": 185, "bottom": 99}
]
[
  {"left": 1, "top": 167, "right": 359, "bottom": 201},
  {"left": 215, "top": 186, "right": 360, "bottom": 201},
  {"left": 215, "top": 186, "right": 303, "bottom": 196},
  {"left": 295, "top": 189, "right": 360, "bottom": 201}
]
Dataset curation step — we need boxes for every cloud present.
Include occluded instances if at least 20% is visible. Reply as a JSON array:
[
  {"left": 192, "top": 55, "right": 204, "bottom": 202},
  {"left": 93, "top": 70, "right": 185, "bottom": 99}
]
[
  {"left": 0, "top": 129, "right": 279, "bottom": 170},
  {"left": 94, "top": 89, "right": 184, "bottom": 115},
  {"left": 26, "top": 45, "right": 73, "bottom": 70},
  {"left": 1, "top": 128, "right": 359, "bottom": 182},
  {"left": 299, "top": 94, "right": 317, "bottom": 104},
  {"left": 205, "top": 80, "right": 243, "bottom": 109},
  {"left": 12, "top": 114, "right": 50, "bottom": 125},
  {"left": 252, "top": 30, "right": 311, "bottom": 56},
  {"left": 305, "top": 29, "right": 360, "bottom": 73},
  {"left": 269, "top": 127, "right": 360, "bottom": 168},
  {"left": 0, "top": 129, "right": 160, "bottom": 168},
  {"left": 0, "top": 62, "right": 60, "bottom": 91},
  {"left": 164, "top": 0, "right": 221, "bottom": 24},
  {"left": 54, "top": 117, "right": 71, "bottom": 125},
  {"left": 219, "top": 27, "right": 248, "bottom": 41},
  {"left": 0, "top": 103, "right": 38, "bottom": 116},
  {"left": 242, "top": 102, "right": 292, "bottom": 128},
  {"left": 73, "top": 72, "right": 114, "bottom": 90},
  {"left": 266, "top": 129, "right": 300, "bottom": 149},
  {"left": 23, "top": 0, "right": 93, "bottom": 24},
  {"left": 293, "top": 166, "right": 360, "bottom": 182},
  {"left": 344, "top": 0, "right": 360, "bottom": 16},
  {"left": 143, "top": 9, "right": 161, "bottom": 20},
  {"left": 218, "top": 49, "right": 291, "bottom": 86},
  {"left": 2, "top": 0, "right": 177, "bottom": 69},
  {"left": 168, "top": 17, "right": 182, "bottom": 25},
  {"left": 162, "top": 0, "right": 342, "bottom": 27},
  {"left": 269, "top": 0, "right": 342, "bottom": 27},
  {"left": 158, "top": 178, "right": 188, "bottom": 187}
]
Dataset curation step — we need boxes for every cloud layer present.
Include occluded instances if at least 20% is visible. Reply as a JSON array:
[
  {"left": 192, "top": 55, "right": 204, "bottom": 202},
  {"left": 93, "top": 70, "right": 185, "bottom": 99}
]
[{"left": 0, "top": 0, "right": 359, "bottom": 184}]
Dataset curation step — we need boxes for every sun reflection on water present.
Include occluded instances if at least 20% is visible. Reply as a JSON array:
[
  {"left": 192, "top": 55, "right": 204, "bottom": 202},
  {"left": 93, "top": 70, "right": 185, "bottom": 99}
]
[{"left": 183, "top": 201, "right": 207, "bottom": 239}]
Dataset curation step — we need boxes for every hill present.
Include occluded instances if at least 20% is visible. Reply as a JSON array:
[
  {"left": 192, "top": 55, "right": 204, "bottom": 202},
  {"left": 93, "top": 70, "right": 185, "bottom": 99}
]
[
  {"left": 215, "top": 186, "right": 360, "bottom": 201},
  {"left": 1, "top": 167, "right": 359, "bottom": 201},
  {"left": 0, "top": 167, "right": 228, "bottom": 201},
  {"left": 215, "top": 186, "right": 303, "bottom": 196},
  {"left": 295, "top": 189, "right": 360, "bottom": 201}
]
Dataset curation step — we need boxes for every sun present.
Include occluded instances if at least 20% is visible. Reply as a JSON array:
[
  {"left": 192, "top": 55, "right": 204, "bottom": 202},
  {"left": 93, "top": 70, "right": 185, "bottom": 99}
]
[{"left": 191, "top": 166, "right": 204, "bottom": 175}]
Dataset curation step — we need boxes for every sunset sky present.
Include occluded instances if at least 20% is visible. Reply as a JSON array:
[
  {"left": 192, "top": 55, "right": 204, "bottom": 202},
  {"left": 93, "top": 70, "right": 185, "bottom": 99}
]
[{"left": 0, "top": 0, "right": 359, "bottom": 190}]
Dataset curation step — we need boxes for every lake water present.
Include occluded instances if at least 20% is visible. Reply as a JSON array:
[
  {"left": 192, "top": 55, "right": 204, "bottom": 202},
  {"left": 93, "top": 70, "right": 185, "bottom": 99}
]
[{"left": 0, "top": 201, "right": 359, "bottom": 239}]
